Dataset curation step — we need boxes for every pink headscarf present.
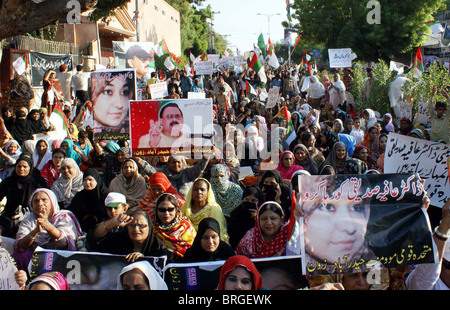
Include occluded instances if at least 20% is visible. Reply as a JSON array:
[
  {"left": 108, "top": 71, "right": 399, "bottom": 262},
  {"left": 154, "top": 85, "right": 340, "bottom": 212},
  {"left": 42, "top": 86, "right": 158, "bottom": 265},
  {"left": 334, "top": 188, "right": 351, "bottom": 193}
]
[{"left": 276, "top": 150, "right": 303, "bottom": 180}]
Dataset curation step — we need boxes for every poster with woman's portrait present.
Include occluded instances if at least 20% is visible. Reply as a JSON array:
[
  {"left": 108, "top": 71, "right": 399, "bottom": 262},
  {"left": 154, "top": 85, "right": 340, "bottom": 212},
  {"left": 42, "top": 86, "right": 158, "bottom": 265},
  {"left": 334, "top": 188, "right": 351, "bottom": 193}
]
[
  {"left": 90, "top": 69, "right": 137, "bottom": 140},
  {"left": 129, "top": 99, "right": 214, "bottom": 157},
  {"left": 298, "top": 173, "right": 436, "bottom": 275}
]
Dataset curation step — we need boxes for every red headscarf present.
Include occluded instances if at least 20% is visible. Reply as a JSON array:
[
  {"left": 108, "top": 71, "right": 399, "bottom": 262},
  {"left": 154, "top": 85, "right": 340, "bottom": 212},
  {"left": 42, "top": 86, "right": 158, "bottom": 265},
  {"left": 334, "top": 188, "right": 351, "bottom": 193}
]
[
  {"left": 139, "top": 172, "right": 185, "bottom": 220},
  {"left": 217, "top": 255, "right": 263, "bottom": 290}
]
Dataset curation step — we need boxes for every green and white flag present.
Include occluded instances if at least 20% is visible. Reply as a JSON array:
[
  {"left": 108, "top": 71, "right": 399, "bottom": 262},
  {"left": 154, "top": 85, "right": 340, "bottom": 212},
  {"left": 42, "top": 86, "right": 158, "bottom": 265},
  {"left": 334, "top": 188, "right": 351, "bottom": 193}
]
[{"left": 248, "top": 52, "right": 267, "bottom": 87}]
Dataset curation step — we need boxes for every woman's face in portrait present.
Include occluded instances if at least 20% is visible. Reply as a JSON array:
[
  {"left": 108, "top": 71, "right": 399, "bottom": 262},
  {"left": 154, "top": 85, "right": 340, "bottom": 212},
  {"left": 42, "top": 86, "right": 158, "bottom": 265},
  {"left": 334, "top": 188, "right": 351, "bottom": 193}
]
[
  {"left": 94, "top": 77, "right": 132, "bottom": 127},
  {"left": 302, "top": 178, "right": 370, "bottom": 263}
]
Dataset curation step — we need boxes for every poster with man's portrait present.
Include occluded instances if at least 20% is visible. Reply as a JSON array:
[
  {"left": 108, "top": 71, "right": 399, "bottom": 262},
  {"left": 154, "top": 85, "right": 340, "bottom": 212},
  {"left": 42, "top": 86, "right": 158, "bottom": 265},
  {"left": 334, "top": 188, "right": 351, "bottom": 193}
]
[
  {"left": 90, "top": 69, "right": 137, "bottom": 140},
  {"left": 129, "top": 99, "right": 214, "bottom": 157},
  {"left": 113, "top": 41, "right": 155, "bottom": 85},
  {"left": 298, "top": 173, "right": 436, "bottom": 275}
]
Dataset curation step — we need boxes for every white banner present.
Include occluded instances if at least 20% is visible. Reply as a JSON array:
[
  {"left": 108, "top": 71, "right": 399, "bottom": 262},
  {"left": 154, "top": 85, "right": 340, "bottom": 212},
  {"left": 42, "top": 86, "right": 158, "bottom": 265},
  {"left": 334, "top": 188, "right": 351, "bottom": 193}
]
[
  {"left": 328, "top": 48, "right": 352, "bottom": 68},
  {"left": 149, "top": 82, "right": 169, "bottom": 99},
  {"left": 194, "top": 61, "right": 214, "bottom": 75},
  {"left": 384, "top": 133, "right": 450, "bottom": 207}
]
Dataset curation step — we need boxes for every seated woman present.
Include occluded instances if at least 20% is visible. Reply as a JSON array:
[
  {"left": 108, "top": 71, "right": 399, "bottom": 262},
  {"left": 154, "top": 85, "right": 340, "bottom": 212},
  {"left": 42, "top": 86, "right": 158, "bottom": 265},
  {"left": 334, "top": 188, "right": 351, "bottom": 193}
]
[
  {"left": 276, "top": 150, "right": 304, "bottom": 183},
  {"left": 259, "top": 170, "right": 292, "bottom": 222},
  {"left": 153, "top": 193, "right": 196, "bottom": 262},
  {"left": 138, "top": 172, "right": 185, "bottom": 220},
  {"left": 60, "top": 139, "right": 87, "bottom": 167},
  {"left": 181, "top": 178, "right": 230, "bottom": 244},
  {"left": 293, "top": 144, "right": 319, "bottom": 175},
  {"left": 13, "top": 188, "right": 83, "bottom": 270},
  {"left": 182, "top": 217, "right": 235, "bottom": 263},
  {"left": 352, "top": 145, "right": 372, "bottom": 170},
  {"left": 117, "top": 261, "right": 168, "bottom": 290},
  {"left": 301, "top": 131, "right": 326, "bottom": 168},
  {"left": 0, "top": 153, "right": 47, "bottom": 238},
  {"left": 210, "top": 164, "right": 243, "bottom": 218},
  {"left": 40, "top": 148, "right": 66, "bottom": 188},
  {"left": 89, "top": 209, "right": 169, "bottom": 263},
  {"left": 227, "top": 186, "right": 264, "bottom": 250},
  {"left": 109, "top": 158, "right": 146, "bottom": 208},
  {"left": 322, "top": 142, "right": 367, "bottom": 175},
  {"left": 217, "top": 255, "right": 264, "bottom": 291},
  {"left": 32, "top": 139, "right": 53, "bottom": 171},
  {"left": 0, "top": 139, "right": 22, "bottom": 179},
  {"left": 235, "top": 201, "right": 297, "bottom": 259},
  {"left": 28, "top": 271, "right": 71, "bottom": 290},
  {"left": 51, "top": 158, "right": 84, "bottom": 209},
  {"left": 68, "top": 168, "right": 110, "bottom": 233}
]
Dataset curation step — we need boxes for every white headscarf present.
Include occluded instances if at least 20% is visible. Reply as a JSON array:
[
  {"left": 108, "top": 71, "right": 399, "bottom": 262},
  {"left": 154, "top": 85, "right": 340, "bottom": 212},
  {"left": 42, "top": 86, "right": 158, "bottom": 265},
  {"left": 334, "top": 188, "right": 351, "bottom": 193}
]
[
  {"left": 33, "top": 139, "right": 52, "bottom": 171},
  {"left": 307, "top": 76, "right": 325, "bottom": 99},
  {"left": 116, "top": 261, "right": 168, "bottom": 290}
]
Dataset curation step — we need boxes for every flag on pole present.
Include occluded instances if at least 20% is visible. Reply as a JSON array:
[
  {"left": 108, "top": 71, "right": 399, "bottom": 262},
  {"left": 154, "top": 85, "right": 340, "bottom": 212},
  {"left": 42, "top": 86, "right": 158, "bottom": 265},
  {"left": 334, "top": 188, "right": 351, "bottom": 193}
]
[
  {"left": 190, "top": 51, "right": 196, "bottom": 63},
  {"left": 411, "top": 45, "right": 424, "bottom": 77},
  {"left": 258, "top": 33, "right": 267, "bottom": 59},
  {"left": 248, "top": 52, "right": 267, "bottom": 87},
  {"left": 170, "top": 53, "right": 181, "bottom": 64},
  {"left": 293, "top": 34, "right": 302, "bottom": 49},
  {"left": 155, "top": 39, "right": 170, "bottom": 57},
  {"left": 267, "top": 38, "right": 280, "bottom": 69},
  {"left": 49, "top": 103, "right": 70, "bottom": 131},
  {"left": 162, "top": 54, "right": 176, "bottom": 71}
]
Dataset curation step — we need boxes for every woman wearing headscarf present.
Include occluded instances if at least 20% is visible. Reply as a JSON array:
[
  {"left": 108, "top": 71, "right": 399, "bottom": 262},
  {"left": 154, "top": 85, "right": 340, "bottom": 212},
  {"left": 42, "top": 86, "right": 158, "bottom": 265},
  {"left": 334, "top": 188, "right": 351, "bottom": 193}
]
[
  {"left": 0, "top": 139, "right": 22, "bottom": 179},
  {"left": 51, "top": 158, "right": 84, "bottom": 208},
  {"left": 117, "top": 261, "right": 168, "bottom": 290},
  {"left": 306, "top": 76, "right": 326, "bottom": 107},
  {"left": 322, "top": 75, "right": 331, "bottom": 103},
  {"left": 217, "top": 255, "right": 264, "bottom": 290},
  {"left": 28, "top": 271, "right": 71, "bottom": 290},
  {"left": 259, "top": 170, "right": 292, "bottom": 222},
  {"left": 182, "top": 217, "right": 235, "bottom": 263},
  {"left": 13, "top": 188, "right": 83, "bottom": 270},
  {"left": 362, "top": 109, "right": 378, "bottom": 131},
  {"left": 102, "top": 144, "right": 130, "bottom": 187},
  {"left": 0, "top": 153, "right": 47, "bottom": 238},
  {"left": 9, "top": 110, "right": 33, "bottom": 145},
  {"left": 381, "top": 113, "right": 395, "bottom": 133},
  {"left": 352, "top": 145, "right": 373, "bottom": 170},
  {"left": 293, "top": 144, "right": 319, "bottom": 175},
  {"left": 317, "top": 130, "right": 338, "bottom": 160},
  {"left": 322, "top": 142, "right": 367, "bottom": 174},
  {"left": 32, "top": 139, "right": 53, "bottom": 171},
  {"left": 210, "top": 164, "right": 243, "bottom": 218},
  {"left": 227, "top": 186, "right": 264, "bottom": 250},
  {"left": 138, "top": 171, "right": 185, "bottom": 219},
  {"left": 40, "top": 148, "right": 66, "bottom": 188},
  {"left": 328, "top": 74, "right": 346, "bottom": 110},
  {"left": 68, "top": 168, "right": 110, "bottom": 233},
  {"left": 26, "top": 109, "right": 48, "bottom": 135},
  {"left": 88, "top": 209, "right": 170, "bottom": 262},
  {"left": 153, "top": 193, "right": 196, "bottom": 262},
  {"left": 109, "top": 158, "right": 147, "bottom": 209},
  {"left": 60, "top": 139, "right": 83, "bottom": 166},
  {"left": 181, "top": 178, "right": 230, "bottom": 244},
  {"left": 235, "top": 201, "right": 296, "bottom": 259},
  {"left": 276, "top": 150, "right": 304, "bottom": 181}
]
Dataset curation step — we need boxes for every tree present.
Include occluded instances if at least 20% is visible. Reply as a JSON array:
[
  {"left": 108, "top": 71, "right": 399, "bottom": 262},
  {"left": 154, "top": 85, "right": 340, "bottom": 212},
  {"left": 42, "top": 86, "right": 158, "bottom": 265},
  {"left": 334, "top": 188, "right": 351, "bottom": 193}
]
[
  {"left": 289, "top": 0, "right": 447, "bottom": 62},
  {"left": 0, "top": 0, "right": 132, "bottom": 41}
]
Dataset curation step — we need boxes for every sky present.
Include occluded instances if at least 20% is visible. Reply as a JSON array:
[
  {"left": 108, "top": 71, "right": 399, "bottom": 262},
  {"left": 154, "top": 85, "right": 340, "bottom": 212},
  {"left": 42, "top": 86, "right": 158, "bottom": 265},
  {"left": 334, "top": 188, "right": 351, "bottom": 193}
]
[{"left": 199, "top": 0, "right": 290, "bottom": 55}]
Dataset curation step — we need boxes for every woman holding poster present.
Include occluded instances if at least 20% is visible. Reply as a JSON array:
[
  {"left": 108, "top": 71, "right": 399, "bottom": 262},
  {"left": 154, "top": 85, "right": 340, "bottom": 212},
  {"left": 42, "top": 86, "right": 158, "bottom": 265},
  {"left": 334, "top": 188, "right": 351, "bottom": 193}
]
[{"left": 90, "top": 69, "right": 136, "bottom": 139}]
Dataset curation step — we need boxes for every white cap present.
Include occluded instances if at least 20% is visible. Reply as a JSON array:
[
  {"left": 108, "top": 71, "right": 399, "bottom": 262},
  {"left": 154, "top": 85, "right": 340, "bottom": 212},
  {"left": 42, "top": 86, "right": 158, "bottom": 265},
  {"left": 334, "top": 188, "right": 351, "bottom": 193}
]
[{"left": 105, "top": 192, "right": 127, "bottom": 207}]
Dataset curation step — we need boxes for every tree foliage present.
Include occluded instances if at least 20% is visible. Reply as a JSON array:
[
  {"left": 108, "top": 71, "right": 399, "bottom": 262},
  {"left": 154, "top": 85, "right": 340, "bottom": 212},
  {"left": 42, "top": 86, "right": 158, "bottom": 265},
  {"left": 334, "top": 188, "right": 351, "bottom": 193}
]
[{"left": 289, "top": 0, "right": 447, "bottom": 62}]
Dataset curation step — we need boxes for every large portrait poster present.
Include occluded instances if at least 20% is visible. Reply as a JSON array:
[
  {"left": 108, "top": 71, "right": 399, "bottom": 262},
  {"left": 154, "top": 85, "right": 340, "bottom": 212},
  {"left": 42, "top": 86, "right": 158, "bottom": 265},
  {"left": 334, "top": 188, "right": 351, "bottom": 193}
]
[
  {"left": 113, "top": 41, "right": 155, "bottom": 99},
  {"left": 164, "top": 255, "right": 306, "bottom": 290},
  {"left": 298, "top": 173, "right": 436, "bottom": 276},
  {"left": 129, "top": 99, "right": 214, "bottom": 157},
  {"left": 384, "top": 133, "right": 450, "bottom": 207},
  {"left": 28, "top": 247, "right": 167, "bottom": 290},
  {"left": 90, "top": 69, "right": 136, "bottom": 140}
]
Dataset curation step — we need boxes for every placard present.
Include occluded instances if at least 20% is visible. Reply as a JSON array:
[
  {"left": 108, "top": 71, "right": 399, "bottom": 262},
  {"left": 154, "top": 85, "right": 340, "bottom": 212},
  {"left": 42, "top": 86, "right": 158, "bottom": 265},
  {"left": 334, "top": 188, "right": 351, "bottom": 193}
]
[
  {"left": 384, "top": 133, "right": 450, "bottom": 207},
  {"left": 298, "top": 173, "right": 436, "bottom": 275},
  {"left": 328, "top": 48, "right": 352, "bottom": 68},
  {"left": 129, "top": 99, "right": 214, "bottom": 157}
]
